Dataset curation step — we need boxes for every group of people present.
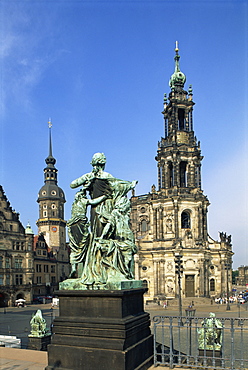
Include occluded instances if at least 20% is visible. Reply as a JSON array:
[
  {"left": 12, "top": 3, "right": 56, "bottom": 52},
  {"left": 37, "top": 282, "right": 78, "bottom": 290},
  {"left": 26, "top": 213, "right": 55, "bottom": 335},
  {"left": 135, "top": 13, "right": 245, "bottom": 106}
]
[
  {"left": 214, "top": 296, "right": 236, "bottom": 304},
  {"left": 66, "top": 153, "right": 138, "bottom": 289}
]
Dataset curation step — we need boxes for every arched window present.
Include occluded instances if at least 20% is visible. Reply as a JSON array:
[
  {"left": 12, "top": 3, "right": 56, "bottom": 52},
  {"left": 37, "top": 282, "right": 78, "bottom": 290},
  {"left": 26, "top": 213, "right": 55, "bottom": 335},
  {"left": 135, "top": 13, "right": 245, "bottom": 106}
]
[
  {"left": 180, "top": 161, "right": 187, "bottom": 187},
  {"left": 181, "top": 211, "right": 191, "bottom": 229},
  {"left": 141, "top": 220, "right": 148, "bottom": 232},
  {"left": 210, "top": 278, "right": 215, "bottom": 292}
]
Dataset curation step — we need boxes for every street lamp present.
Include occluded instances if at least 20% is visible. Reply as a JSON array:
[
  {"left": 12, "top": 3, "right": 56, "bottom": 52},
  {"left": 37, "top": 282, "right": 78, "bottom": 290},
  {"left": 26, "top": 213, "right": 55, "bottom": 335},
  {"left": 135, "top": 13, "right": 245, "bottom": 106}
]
[
  {"left": 185, "top": 306, "right": 196, "bottom": 356},
  {"left": 50, "top": 308, "right": 54, "bottom": 332},
  {"left": 225, "top": 262, "right": 231, "bottom": 311},
  {"left": 175, "top": 254, "right": 183, "bottom": 321}
]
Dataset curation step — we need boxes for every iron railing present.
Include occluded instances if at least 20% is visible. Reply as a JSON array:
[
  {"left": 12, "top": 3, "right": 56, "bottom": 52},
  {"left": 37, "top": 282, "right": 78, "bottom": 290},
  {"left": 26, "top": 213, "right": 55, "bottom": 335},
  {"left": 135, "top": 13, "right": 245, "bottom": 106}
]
[{"left": 153, "top": 315, "right": 248, "bottom": 369}]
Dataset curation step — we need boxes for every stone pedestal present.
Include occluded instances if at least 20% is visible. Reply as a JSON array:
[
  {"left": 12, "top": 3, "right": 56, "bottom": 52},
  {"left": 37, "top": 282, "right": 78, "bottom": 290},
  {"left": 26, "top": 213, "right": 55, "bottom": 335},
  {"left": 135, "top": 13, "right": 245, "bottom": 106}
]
[
  {"left": 46, "top": 288, "right": 153, "bottom": 370},
  {"left": 198, "top": 349, "right": 222, "bottom": 367},
  {"left": 28, "top": 335, "right": 51, "bottom": 351}
]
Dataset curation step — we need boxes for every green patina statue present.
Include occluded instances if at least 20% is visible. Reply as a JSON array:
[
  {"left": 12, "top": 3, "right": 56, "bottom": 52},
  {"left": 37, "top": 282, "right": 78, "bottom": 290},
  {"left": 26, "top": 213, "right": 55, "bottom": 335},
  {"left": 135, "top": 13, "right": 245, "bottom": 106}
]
[
  {"left": 29, "top": 309, "right": 51, "bottom": 338},
  {"left": 60, "top": 152, "right": 141, "bottom": 290},
  {"left": 198, "top": 312, "right": 223, "bottom": 351}
]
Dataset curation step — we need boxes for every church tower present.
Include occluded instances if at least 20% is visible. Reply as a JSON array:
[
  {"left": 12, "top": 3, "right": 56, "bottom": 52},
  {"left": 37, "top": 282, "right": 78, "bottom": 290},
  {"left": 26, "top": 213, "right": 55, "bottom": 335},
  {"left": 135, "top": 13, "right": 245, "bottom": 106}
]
[
  {"left": 131, "top": 44, "right": 233, "bottom": 302},
  {"left": 36, "top": 121, "right": 66, "bottom": 253},
  {"left": 155, "top": 42, "right": 209, "bottom": 244}
]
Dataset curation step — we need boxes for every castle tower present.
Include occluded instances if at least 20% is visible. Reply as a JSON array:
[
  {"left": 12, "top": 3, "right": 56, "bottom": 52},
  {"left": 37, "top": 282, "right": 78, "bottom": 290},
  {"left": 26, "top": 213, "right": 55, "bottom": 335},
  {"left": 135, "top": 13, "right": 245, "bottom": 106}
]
[
  {"left": 36, "top": 121, "right": 66, "bottom": 253},
  {"left": 131, "top": 43, "right": 233, "bottom": 302}
]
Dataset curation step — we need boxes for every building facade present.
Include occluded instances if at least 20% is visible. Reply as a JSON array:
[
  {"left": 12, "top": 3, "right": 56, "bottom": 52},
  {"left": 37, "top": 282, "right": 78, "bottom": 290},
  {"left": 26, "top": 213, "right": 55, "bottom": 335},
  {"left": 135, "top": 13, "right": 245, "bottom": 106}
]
[
  {"left": 33, "top": 233, "right": 58, "bottom": 297},
  {"left": 0, "top": 186, "right": 34, "bottom": 306},
  {"left": 36, "top": 124, "right": 70, "bottom": 285},
  {"left": 236, "top": 266, "right": 248, "bottom": 286},
  {"left": 131, "top": 45, "right": 233, "bottom": 302}
]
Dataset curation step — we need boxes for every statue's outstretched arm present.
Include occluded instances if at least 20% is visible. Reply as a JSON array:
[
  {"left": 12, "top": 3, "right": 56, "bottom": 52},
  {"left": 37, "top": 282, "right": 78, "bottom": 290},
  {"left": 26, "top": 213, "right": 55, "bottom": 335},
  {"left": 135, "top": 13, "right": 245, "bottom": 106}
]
[
  {"left": 70, "top": 173, "right": 92, "bottom": 189},
  {"left": 70, "top": 176, "right": 84, "bottom": 189}
]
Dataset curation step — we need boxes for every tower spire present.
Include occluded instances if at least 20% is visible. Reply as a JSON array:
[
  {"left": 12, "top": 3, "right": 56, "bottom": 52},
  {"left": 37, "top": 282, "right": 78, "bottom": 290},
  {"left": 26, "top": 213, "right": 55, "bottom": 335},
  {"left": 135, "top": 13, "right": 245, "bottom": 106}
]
[
  {"left": 174, "top": 41, "right": 180, "bottom": 72},
  {"left": 169, "top": 41, "right": 186, "bottom": 89},
  {"left": 48, "top": 118, "right": 53, "bottom": 158},
  {"left": 45, "top": 118, "right": 56, "bottom": 168}
]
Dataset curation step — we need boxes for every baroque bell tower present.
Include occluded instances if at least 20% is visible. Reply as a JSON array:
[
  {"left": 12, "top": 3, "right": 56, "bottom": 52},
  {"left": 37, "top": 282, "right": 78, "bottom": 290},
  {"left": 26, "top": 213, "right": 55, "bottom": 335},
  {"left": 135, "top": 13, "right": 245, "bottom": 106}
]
[
  {"left": 131, "top": 43, "right": 233, "bottom": 302},
  {"left": 156, "top": 42, "right": 209, "bottom": 243},
  {"left": 36, "top": 120, "right": 66, "bottom": 252}
]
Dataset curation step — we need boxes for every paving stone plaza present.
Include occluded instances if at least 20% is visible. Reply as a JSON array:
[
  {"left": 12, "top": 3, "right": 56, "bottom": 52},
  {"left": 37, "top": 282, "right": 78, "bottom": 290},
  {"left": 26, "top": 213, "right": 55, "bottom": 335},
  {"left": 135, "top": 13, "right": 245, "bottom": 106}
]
[{"left": 0, "top": 300, "right": 247, "bottom": 369}]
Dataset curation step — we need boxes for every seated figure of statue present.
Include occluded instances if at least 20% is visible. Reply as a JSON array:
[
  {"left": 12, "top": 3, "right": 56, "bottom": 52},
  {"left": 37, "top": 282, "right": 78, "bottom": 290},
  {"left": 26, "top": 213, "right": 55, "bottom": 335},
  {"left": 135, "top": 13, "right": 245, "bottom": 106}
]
[
  {"left": 198, "top": 312, "right": 223, "bottom": 350},
  {"left": 29, "top": 309, "right": 51, "bottom": 338},
  {"left": 61, "top": 152, "right": 138, "bottom": 290}
]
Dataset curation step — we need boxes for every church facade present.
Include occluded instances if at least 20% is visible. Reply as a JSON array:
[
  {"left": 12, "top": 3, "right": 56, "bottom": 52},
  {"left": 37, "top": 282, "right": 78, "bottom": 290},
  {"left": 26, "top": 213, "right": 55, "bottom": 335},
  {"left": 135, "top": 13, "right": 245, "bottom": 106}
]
[{"left": 131, "top": 46, "right": 233, "bottom": 302}]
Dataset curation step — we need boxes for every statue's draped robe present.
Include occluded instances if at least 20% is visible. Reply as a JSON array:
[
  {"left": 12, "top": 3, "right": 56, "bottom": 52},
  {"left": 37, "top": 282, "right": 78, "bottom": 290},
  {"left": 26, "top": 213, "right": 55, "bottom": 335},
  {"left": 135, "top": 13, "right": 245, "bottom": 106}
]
[
  {"left": 80, "top": 177, "right": 137, "bottom": 286},
  {"left": 67, "top": 197, "right": 90, "bottom": 268}
]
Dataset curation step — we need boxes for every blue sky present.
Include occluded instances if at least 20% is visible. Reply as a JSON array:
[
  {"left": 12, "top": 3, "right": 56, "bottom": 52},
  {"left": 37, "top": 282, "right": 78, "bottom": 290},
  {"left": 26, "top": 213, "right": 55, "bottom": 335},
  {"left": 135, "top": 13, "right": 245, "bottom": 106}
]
[{"left": 0, "top": 0, "right": 247, "bottom": 269}]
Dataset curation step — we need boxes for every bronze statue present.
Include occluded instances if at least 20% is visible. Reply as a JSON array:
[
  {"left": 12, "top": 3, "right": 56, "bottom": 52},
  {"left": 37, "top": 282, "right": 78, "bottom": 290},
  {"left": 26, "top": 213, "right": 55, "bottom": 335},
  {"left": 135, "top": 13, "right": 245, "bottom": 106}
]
[{"left": 60, "top": 153, "right": 138, "bottom": 290}]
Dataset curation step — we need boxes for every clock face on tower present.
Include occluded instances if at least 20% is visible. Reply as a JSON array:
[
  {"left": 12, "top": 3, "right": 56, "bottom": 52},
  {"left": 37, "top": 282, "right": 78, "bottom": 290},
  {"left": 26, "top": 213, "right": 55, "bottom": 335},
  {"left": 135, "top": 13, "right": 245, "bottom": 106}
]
[{"left": 52, "top": 226, "right": 57, "bottom": 232}]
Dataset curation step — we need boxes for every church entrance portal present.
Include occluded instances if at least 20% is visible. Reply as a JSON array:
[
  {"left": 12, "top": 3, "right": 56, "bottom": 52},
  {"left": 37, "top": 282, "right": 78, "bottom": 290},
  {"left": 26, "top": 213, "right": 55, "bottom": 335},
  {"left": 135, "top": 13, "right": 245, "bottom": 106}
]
[{"left": 185, "top": 275, "right": 195, "bottom": 297}]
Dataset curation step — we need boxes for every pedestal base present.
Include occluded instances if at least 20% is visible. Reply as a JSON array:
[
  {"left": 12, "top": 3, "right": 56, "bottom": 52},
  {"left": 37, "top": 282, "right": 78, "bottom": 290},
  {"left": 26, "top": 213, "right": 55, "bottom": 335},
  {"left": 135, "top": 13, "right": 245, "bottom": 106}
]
[
  {"left": 46, "top": 288, "right": 153, "bottom": 370},
  {"left": 27, "top": 335, "right": 51, "bottom": 351},
  {"left": 198, "top": 349, "right": 222, "bottom": 367}
]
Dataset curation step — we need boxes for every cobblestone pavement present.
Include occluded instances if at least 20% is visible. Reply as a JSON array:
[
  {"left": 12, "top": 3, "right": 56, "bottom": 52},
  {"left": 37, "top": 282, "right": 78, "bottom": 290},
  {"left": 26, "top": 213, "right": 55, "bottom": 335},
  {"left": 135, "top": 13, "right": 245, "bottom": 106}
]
[
  {"left": 0, "top": 347, "right": 192, "bottom": 370},
  {"left": 0, "top": 301, "right": 247, "bottom": 369}
]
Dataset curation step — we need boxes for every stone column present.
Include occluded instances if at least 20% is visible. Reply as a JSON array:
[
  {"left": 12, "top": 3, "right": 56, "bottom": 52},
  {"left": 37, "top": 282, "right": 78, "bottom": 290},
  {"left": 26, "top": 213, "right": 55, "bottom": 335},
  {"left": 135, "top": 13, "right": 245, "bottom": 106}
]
[
  {"left": 173, "top": 200, "right": 179, "bottom": 239},
  {"left": 157, "top": 164, "right": 161, "bottom": 190},
  {"left": 161, "top": 162, "right": 165, "bottom": 189},
  {"left": 153, "top": 208, "right": 157, "bottom": 239},
  {"left": 159, "top": 207, "right": 163, "bottom": 239},
  {"left": 198, "top": 205, "right": 203, "bottom": 239},
  {"left": 161, "top": 259, "right": 165, "bottom": 295},
  {"left": 153, "top": 258, "right": 158, "bottom": 296}
]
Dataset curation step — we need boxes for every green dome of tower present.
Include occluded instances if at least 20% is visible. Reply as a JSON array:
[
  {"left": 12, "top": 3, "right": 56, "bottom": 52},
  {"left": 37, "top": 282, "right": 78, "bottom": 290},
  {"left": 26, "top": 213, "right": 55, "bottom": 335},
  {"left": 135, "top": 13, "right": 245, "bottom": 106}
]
[{"left": 169, "top": 42, "right": 186, "bottom": 89}]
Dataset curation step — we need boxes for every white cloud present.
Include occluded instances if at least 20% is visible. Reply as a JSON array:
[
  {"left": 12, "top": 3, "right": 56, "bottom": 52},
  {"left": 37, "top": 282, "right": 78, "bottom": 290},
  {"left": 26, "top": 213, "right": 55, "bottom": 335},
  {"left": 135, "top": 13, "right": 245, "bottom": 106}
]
[{"left": 0, "top": 4, "right": 60, "bottom": 117}]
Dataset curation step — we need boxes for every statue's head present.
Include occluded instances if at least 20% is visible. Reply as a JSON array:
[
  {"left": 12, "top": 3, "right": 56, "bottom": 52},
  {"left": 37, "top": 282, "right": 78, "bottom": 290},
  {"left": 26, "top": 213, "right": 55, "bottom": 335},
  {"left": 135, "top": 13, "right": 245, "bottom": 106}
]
[
  {"left": 209, "top": 312, "right": 216, "bottom": 318},
  {"left": 90, "top": 152, "right": 106, "bottom": 167}
]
